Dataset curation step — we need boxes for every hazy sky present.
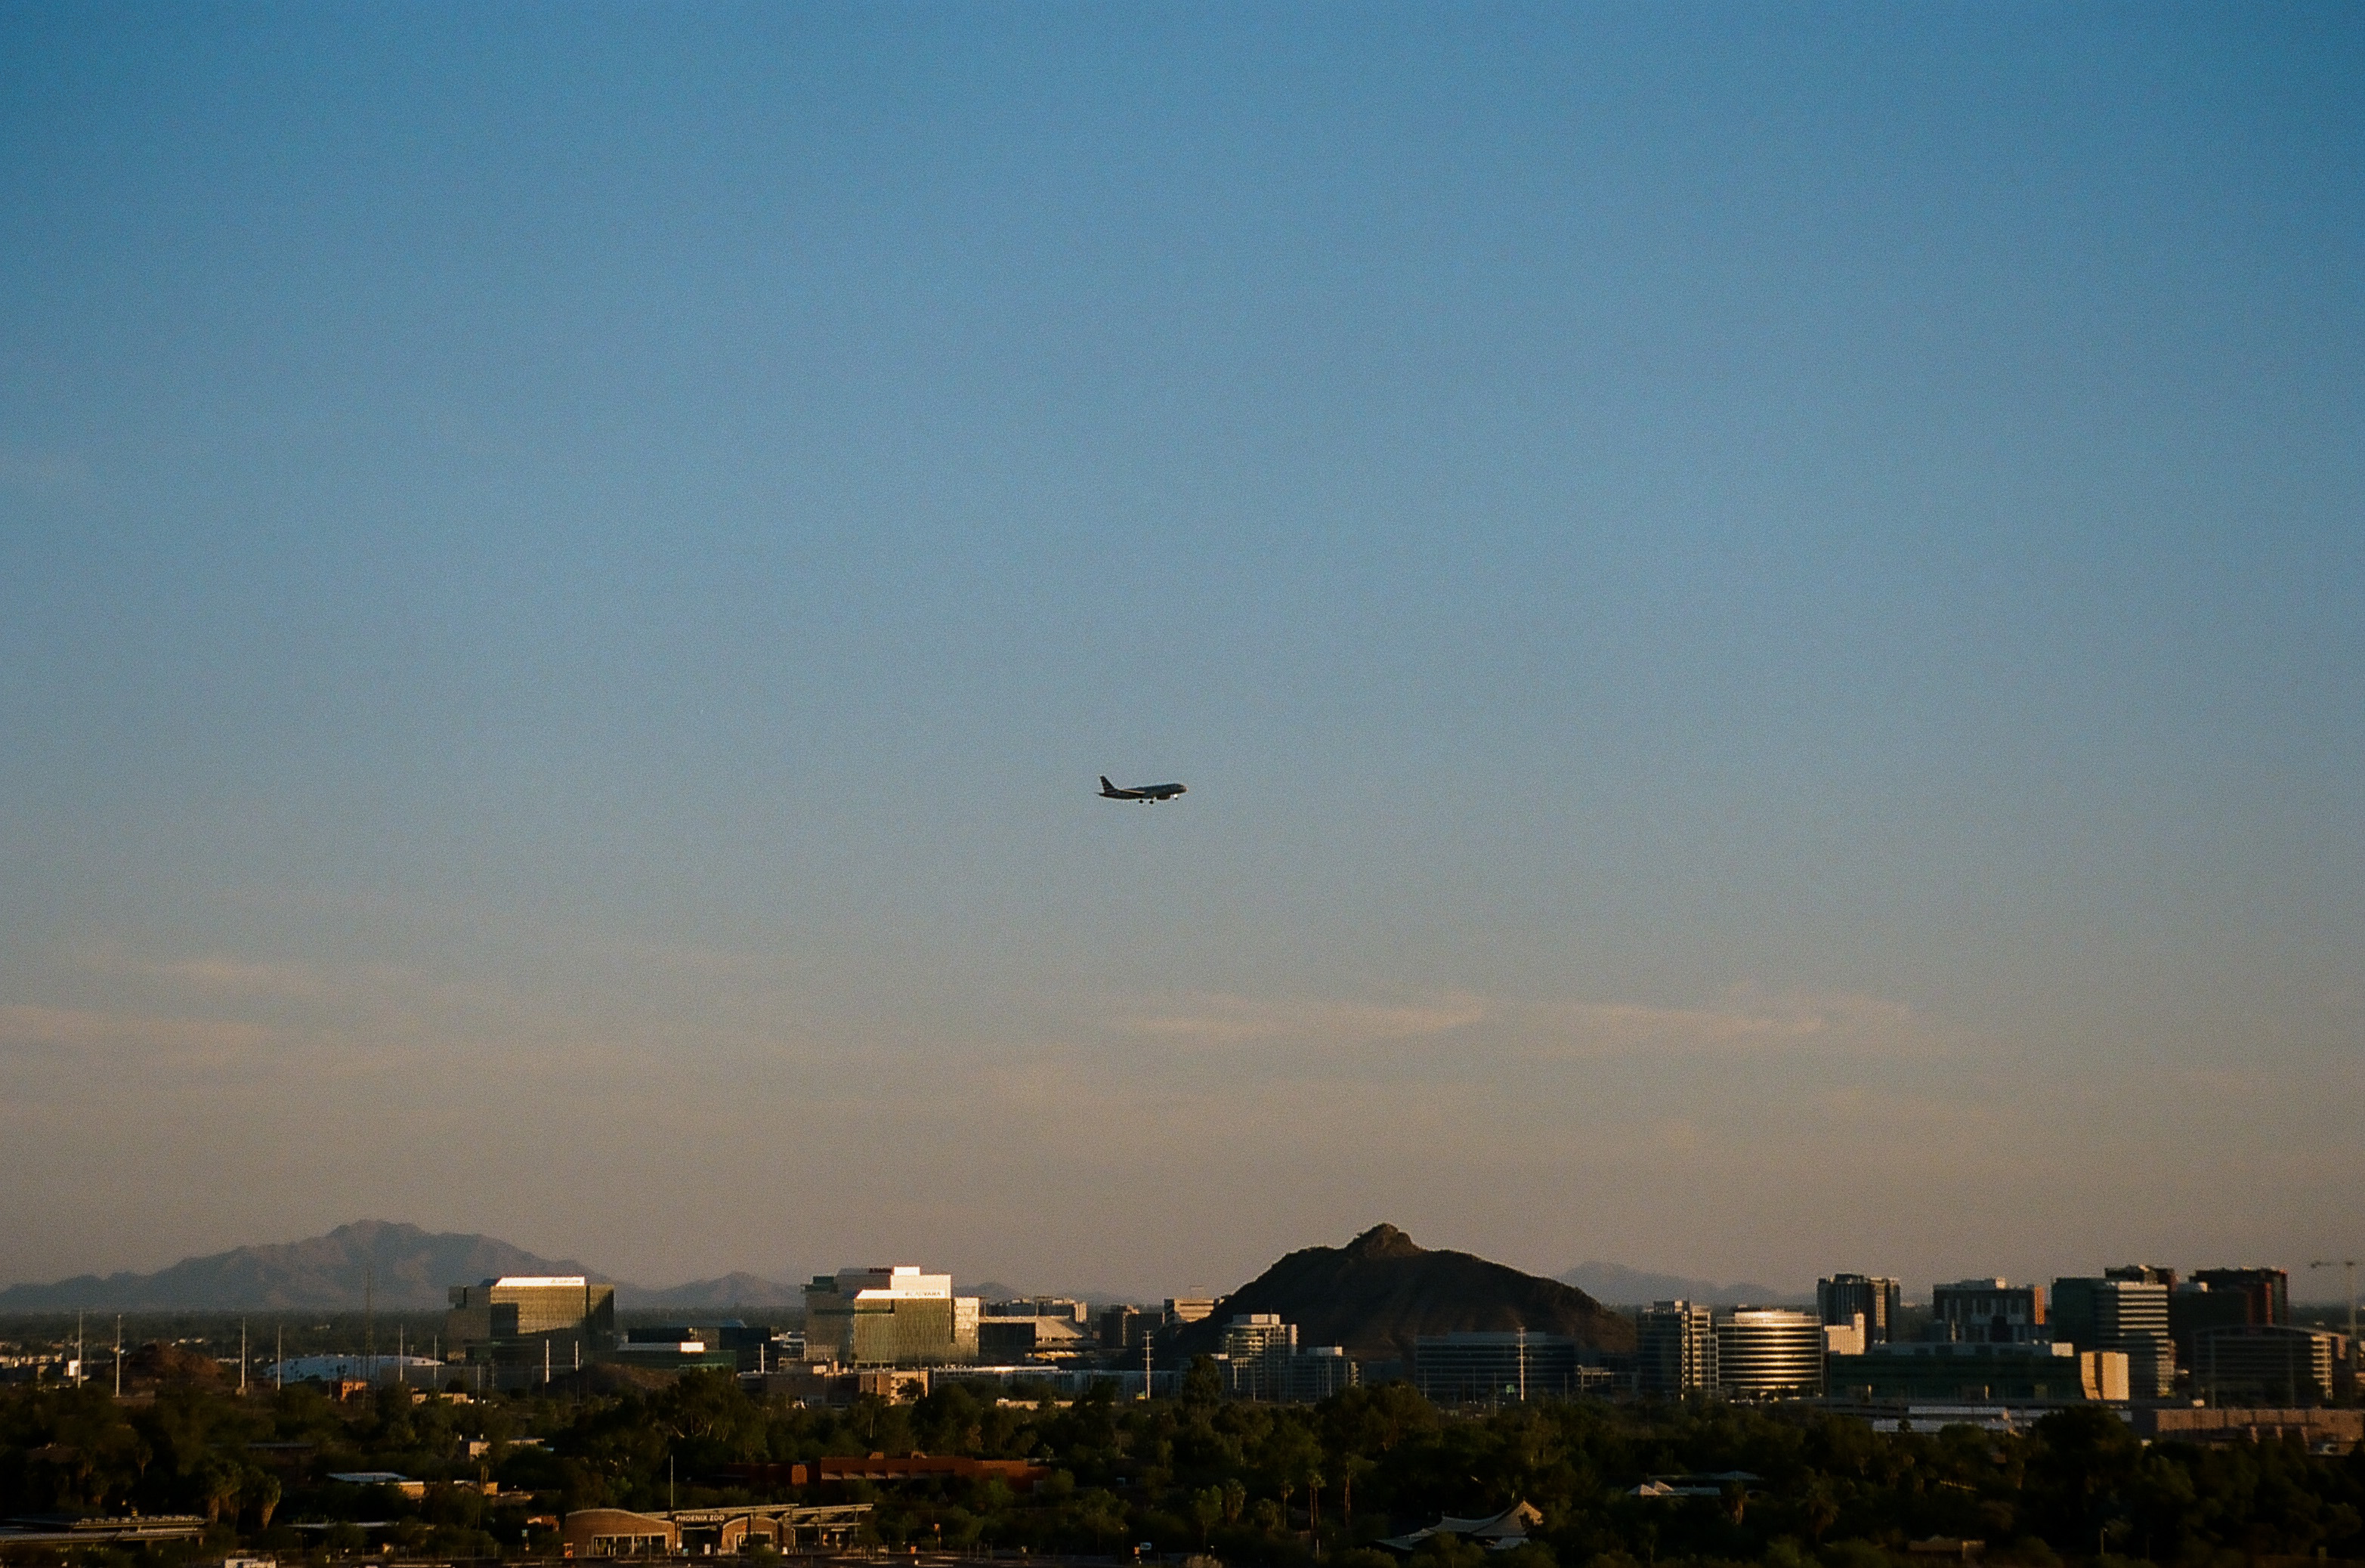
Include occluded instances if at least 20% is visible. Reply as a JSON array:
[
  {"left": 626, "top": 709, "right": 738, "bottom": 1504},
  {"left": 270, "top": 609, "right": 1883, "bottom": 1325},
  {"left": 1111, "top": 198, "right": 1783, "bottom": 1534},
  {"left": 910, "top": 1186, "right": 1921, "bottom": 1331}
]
[{"left": 2, "top": 4, "right": 2360, "bottom": 1301}]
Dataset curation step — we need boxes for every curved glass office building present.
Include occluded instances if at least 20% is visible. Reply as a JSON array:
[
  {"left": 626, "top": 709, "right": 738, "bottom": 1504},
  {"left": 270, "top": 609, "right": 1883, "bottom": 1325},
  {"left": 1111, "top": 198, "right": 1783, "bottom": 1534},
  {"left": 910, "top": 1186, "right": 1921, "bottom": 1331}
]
[{"left": 1714, "top": 1309, "right": 1826, "bottom": 1398}]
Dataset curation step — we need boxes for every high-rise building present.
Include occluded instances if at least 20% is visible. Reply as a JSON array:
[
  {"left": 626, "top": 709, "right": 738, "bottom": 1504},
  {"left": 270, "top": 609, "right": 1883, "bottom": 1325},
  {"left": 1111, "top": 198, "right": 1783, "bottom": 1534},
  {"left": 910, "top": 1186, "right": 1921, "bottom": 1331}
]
[
  {"left": 1931, "top": 1279, "right": 2047, "bottom": 1344},
  {"left": 1164, "top": 1297, "right": 1217, "bottom": 1327},
  {"left": 1817, "top": 1275, "right": 1903, "bottom": 1344},
  {"left": 2106, "top": 1263, "right": 2178, "bottom": 1289},
  {"left": 1715, "top": 1309, "right": 1826, "bottom": 1399},
  {"left": 2190, "top": 1267, "right": 2289, "bottom": 1328},
  {"left": 1637, "top": 1301, "right": 1717, "bottom": 1399},
  {"left": 802, "top": 1266, "right": 981, "bottom": 1366},
  {"left": 2051, "top": 1277, "right": 2173, "bottom": 1398}
]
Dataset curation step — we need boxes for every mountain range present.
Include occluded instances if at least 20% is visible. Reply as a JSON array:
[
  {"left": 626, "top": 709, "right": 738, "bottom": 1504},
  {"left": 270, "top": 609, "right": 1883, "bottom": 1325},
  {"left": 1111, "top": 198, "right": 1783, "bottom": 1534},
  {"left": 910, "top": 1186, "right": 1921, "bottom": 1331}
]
[
  {"left": 1555, "top": 1260, "right": 1803, "bottom": 1307},
  {"left": 0, "top": 1222, "right": 802, "bottom": 1313},
  {"left": 1172, "top": 1223, "right": 1637, "bottom": 1362},
  {"left": 0, "top": 1221, "right": 1792, "bottom": 1321}
]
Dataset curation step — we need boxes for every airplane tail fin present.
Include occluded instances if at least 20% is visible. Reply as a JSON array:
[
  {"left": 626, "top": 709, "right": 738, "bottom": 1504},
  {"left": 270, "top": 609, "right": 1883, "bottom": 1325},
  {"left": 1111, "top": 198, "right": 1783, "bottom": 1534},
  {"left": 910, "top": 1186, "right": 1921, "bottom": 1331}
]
[{"left": 1099, "top": 775, "right": 1116, "bottom": 792}]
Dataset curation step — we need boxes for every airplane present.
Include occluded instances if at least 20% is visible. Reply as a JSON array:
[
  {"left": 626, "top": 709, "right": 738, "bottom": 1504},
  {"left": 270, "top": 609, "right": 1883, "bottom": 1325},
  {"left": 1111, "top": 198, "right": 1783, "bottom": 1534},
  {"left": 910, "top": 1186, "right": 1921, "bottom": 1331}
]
[{"left": 1100, "top": 775, "right": 1188, "bottom": 803}]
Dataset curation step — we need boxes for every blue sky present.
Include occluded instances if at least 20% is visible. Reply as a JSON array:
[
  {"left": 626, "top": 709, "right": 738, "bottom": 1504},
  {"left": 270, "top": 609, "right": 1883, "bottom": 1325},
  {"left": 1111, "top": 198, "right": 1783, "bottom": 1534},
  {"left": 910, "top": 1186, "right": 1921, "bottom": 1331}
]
[{"left": 2, "top": 4, "right": 2360, "bottom": 1297}]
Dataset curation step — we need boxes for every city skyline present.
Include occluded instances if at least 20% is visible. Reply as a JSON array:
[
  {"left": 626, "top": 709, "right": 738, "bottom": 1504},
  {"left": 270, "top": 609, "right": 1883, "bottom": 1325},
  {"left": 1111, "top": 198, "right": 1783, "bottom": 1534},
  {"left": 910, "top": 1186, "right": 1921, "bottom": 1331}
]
[{"left": 2, "top": 6, "right": 2360, "bottom": 1294}]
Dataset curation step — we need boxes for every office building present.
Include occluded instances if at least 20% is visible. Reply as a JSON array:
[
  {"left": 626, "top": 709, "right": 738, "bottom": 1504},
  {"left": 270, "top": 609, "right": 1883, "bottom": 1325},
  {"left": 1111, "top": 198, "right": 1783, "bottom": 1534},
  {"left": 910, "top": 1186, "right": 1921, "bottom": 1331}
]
[
  {"left": 1637, "top": 1301, "right": 1717, "bottom": 1399},
  {"left": 1715, "top": 1309, "right": 1825, "bottom": 1399},
  {"left": 1826, "top": 1341, "right": 2119, "bottom": 1403},
  {"left": 1211, "top": 1336, "right": 1359, "bottom": 1404},
  {"left": 1165, "top": 1297, "right": 1217, "bottom": 1327},
  {"left": 974, "top": 1315, "right": 1093, "bottom": 1362},
  {"left": 2051, "top": 1276, "right": 2173, "bottom": 1398},
  {"left": 2190, "top": 1267, "right": 2289, "bottom": 1328},
  {"left": 802, "top": 1266, "right": 981, "bottom": 1367},
  {"left": 1931, "top": 1279, "right": 2046, "bottom": 1344},
  {"left": 1218, "top": 1314, "right": 1297, "bottom": 1399},
  {"left": 1097, "top": 1305, "right": 1152, "bottom": 1351},
  {"left": 2106, "top": 1263, "right": 2178, "bottom": 1289},
  {"left": 1284, "top": 1345, "right": 1358, "bottom": 1403},
  {"left": 1220, "top": 1314, "right": 1294, "bottom": 1395},
  {"left": 610, "top": 1328, "right": 743, "bottom": 1373},
  {"left": 1823, "top": 1315, "right": 1867, "bottom": 1357},
  {"left": 446, "top": 1276, "right": 616, "bottom": 1369},
  {"left": 1220, "top": 1313, "right": 1297, "bottom": 1359},
  {"left": 1412, "top": 1331, "right": 1591, "bottom": 1404},
  {"left": 2191, "top": 1325, "right": 2342, "bottom": 1406},
  {"left": 1817, "top": 1275, "right": 1903, "bottom": 1345},
  {"left": 981, "top": 1297, "right": 1089, "bottom": 1324},
  {"left": 2170, "top": 1282, "right": 2255, "bottom": 1365}
]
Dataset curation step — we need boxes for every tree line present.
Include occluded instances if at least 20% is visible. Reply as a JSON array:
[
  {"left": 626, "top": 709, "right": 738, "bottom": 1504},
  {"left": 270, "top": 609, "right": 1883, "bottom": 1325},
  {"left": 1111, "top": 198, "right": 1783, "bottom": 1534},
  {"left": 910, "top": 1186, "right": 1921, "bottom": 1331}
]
[{"left": 3, "top": 1354, "right": 2362, "bottom": 1566}]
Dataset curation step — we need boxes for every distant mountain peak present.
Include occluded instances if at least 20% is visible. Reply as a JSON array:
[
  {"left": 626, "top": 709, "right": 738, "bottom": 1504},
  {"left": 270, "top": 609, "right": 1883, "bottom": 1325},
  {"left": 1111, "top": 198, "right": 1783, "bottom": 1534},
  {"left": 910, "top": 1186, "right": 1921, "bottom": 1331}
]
[
  {"left": 0, "top": 1222, "right": 607, "bottom": 1312},
  {"left": 1343, "top": 1223, "right": 1423, "bottom": 1260}
]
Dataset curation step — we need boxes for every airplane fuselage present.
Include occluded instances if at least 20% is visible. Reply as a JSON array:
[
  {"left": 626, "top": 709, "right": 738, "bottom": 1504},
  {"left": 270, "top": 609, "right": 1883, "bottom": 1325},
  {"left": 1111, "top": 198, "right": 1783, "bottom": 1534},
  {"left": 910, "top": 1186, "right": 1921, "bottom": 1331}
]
[{"left": 1099, "top": 775, "right": 1187, "bottom": 803}]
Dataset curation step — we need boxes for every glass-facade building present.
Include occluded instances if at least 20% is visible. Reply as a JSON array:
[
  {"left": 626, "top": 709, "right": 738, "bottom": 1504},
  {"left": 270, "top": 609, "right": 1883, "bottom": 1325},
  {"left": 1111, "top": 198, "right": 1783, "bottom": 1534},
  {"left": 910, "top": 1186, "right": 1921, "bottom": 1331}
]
[
  {"left": 803, "top": 1266, "right": 980, "bottom": 1366},
  {"left": 1715, "top": 1309, "right": 1825, "bottom": 1398},
  {"left": 1637, "top": 1301, "right": 1717, "bottom": 1398},
  {"left": 1413, "top": 1331, "right": 1592, "bottom": 1405},
  {"left": 1931, "top": 1279, "right": 2048, "bottom": 1344},
  {"left": 445, "top": 1276, "right": 617, "bottom": 1369},
  {"left": 1817, "top": 1275, "right": 1903, "bottom": 1344},
  {"left": 1827, "top": 1341, "right": 2102, "bottom": 1403},
  {"left": 2192, "top": 1325, "right": 2339, "bottom": 1406},
  {"left": 2051, "top": 1277, "right": 2174, "bottom": 1398}
]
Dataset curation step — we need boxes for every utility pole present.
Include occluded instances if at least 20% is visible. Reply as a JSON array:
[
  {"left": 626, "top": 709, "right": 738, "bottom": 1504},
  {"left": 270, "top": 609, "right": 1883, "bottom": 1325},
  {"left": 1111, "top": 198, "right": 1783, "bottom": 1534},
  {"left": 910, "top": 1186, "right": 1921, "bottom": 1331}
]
[
  {"left": 76, "top": 1310, "right": 84, "bottom": 1387},
  {"left": 240, "top": 1319, "right": 248, "bottom": 1394},
  {"left": 114, "top": 1316, "right": 122, "bottom": 1397},
  {"left": 2309, "top": 1260, "right": 2360, "bottom": 1374},
  {"left": 277, "top": 1323, "right": 285, "bottom": 1391}
]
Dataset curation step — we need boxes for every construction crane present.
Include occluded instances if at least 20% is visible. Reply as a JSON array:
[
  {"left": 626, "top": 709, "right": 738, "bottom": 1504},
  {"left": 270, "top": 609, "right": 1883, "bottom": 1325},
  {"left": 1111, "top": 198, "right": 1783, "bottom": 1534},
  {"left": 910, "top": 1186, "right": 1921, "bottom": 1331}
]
[{"left": 2309, "top": 1260, "right": 2359, "bottom": 1371}]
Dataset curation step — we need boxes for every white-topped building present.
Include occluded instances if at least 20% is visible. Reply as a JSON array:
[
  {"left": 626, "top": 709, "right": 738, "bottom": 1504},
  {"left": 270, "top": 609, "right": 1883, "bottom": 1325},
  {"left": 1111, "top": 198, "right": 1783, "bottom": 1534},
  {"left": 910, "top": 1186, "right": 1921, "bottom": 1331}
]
[{"left": 803, "top": 1265, "right": 979, "bottom": 1366}]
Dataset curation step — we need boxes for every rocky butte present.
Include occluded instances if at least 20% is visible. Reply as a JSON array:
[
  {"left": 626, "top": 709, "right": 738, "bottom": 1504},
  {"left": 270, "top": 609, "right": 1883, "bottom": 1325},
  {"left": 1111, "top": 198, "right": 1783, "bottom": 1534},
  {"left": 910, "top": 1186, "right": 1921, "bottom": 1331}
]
[{"left": 1170, "top": 1223, "right": 1637, "bottom": 1363}]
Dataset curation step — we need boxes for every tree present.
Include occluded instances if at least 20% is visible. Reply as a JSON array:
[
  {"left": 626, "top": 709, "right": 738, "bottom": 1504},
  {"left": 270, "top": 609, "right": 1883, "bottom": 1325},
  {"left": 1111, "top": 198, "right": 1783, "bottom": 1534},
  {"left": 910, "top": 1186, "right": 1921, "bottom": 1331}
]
[
  {"left": 246, "top": 1473, "right": 282, "bottom": 1530},
  {"left": 1191, "top": 1486, "right": 1223, "bottom": 1550},
  {"left": 188, "top": 1454, "right": 244, "bottom": 1524},
  {"left": 1183, "top": 1356, "right": 1226, "bottom": 1410}
]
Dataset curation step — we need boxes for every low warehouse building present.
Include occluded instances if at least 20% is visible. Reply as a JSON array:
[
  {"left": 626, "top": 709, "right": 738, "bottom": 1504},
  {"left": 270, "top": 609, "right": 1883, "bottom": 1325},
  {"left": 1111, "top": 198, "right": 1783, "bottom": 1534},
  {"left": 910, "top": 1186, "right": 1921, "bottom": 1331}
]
[{"left": 563, "top": 1502, "right": 870, "bottom": 1557}]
